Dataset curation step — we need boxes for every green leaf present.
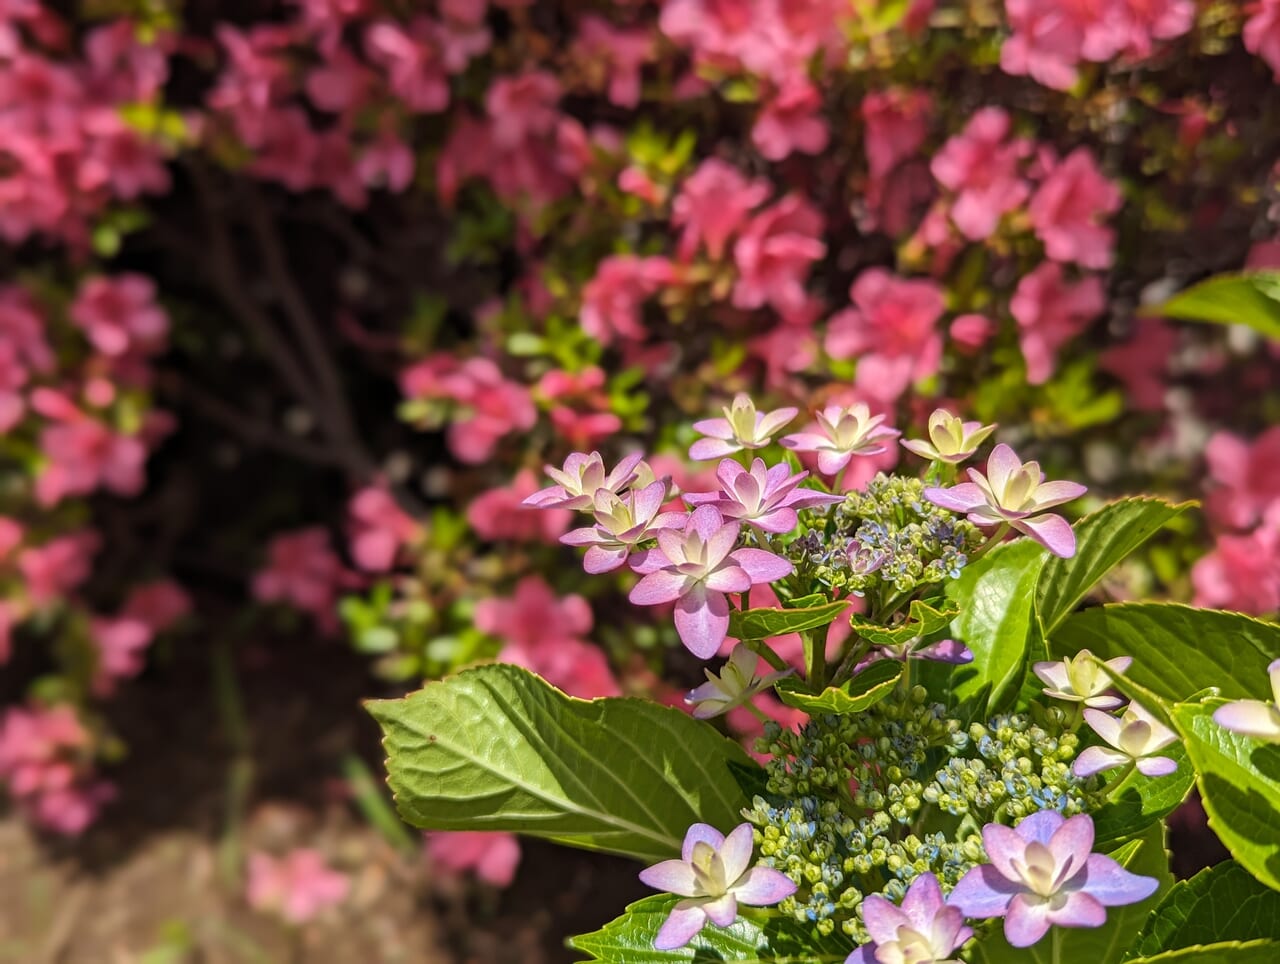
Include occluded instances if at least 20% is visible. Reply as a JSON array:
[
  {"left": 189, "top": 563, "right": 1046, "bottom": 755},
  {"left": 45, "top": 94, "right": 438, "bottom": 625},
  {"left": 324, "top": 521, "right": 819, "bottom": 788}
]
[
  {"left": 849, "top": 599, "right": 959, "bottom": 647},
  {"left": 1092, "top": 739, "right": 1195, "bottom": 845},
  {"left": 945, "top": 539, "right": 1047, "bottom": 712},
  {"left": 1122, "top": 941, "right": 1280, "bottom": 963},
  {"left": 1125, "top": 861, "right": 1280, "bottom": 959},
  {"left": 1170, "top": 700, "right": 1280, "bottom": 892},
  {"left": 774, "top": 660, "right": 902, "bottom": 715},
  {"left": 1036, "top": 498, "right": 1191, "bottom": 637},
  {"left": 729, "top": 600, "right": 850, "bottom": 641},
  {"left": 367, "top": 664, "right": 755, "bottom": 863},
  {"left": 1051, "top": 604, "right": 1280, "bottom": 704},
  {"left": 569, "top": 896, "right": 844, "bottom": 963},
  {"left": 973, "top": 821, "right": 1172, "bottom": 964},
  {"left": 1147, "top": 271, "right": 1280, "bottom": 340}
]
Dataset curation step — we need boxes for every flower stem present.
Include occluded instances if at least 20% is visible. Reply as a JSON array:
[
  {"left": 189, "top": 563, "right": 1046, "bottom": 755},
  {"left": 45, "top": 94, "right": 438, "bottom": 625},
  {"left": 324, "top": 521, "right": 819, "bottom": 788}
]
[
  {"left": 746, "top": 637, "right": 791, "bottom": 674},
  {"left": 1094, "top": 762, "right": 1136, "bottom": 800},
  {"left": 968, "top": 522, "right": 1011, "bottom": 562},
  {"left": 1051, "top": 925, "right": 1063, "bottom": 964},
  {"left": 806, "top": 627, "right": 827, "bottom": 690}
]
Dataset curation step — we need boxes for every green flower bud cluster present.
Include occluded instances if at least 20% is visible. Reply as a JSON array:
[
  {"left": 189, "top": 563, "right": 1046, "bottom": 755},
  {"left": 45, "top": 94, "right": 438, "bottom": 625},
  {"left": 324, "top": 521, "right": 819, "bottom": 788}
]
[
  {"left": 787, "top": 475, "right": 980, "bottom": 596},
  {"left": 745, "top": 694, "right": 1088, "bottom": 942}
]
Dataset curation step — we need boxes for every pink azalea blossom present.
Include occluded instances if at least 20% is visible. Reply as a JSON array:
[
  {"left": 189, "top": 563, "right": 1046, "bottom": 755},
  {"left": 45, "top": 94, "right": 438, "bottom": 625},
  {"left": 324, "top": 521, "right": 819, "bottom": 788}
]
[
  {"left": 575, "top": 16, "right": 652, "bottom": 108},
  {"left": 485, "top": 70, "right": 562, "bottom": 148},
  {"left": 1191, "top": 512, "right": 1280, "bottom": 615},
  {"left": 684, "top": 458, "right": 843, "bottom": 533},
  {"left": 672, "top": 159, "right": 771, "bottom": 261},
  {"left": 782, "top": 403, "right": 900, "bottom": 476},
  {"left": 470, "top": 469, "right": 572, "bottom": 543},
  {"left": 69, "top": 273, "right": 169, "bottom": 357},
  {"left": 121, "top": 580, "right": 192, "bottom": 633},
  {"left": 950, "top": 313, "right": 998, "bottom": 354},
  {"left": 1010, "top": 263, "right": 1106, "bottom": 384},
  {"left": 638, "top": 822, "right": 797, "bottom": 950},
  {"left": 1246, "top": 0, "right": 1280, "bottom": 79},
  {"left": 252, "top": 528, "right": 350, "bottom": 634},
  {"left": 474, "top": 576, "right": 619, "bottom": 698},
  {"left": 364, "top": 18, "right": 449, "bottom": 113},
  {"left": 930, "top": 107, "right": 1030, "bottom": 241},
  {"left": 950, "top": 812, "right": 1158, "bottom": 947},
  {"left": 246, "top": 849, "right": 350, "bottom": 924},
  {"left": 426, "top": 831, "right": 522, "bottom": 887},
  {"left": 1098, "top": 318, "right": 1176, "bottom": 411},
  {"left": 846, "top": 872, "right": 972, "bottom": 964},
  {"left": 347, "top": 485, "right": 420, "bottom": 572},
  {"left": 31, "top": 389, "right": 150, "bottom": 506},
  {"left": 0, "top": 703, "right": 115, "bottom": 835},
  {"left": 18, "top": 530, "right": 100, "bottom": 606},
  {"left": 1000, "top": 0, "right": 1088, "bottom": 91},
  {"left": 862, "top": 88, "right": 932, "bottom": 180},
  {"left": 399, "top": 355, "right": 536, "bottom": 465},
  {"left": 1202, "top": 426, "right": 1280, "bottom": 530},
  {"left": 825, "top": 269, "right": 946, "bottom": 402},
  {"left": 732, "top": 195, "right": 826, "bottom": 321},
  {"left": 89, "top": 615, "right": 153, "bottom": 695},
  {"left": 752, "top": 80, "right": 829, "bottom": 161},
  {"left": 1029, "top": 148, "right": 1123, "bottom": 269},
  {"left": 580, "top": 255, "right": 676, "bottom": 345},
  {"left": 690, "top": 393, "right": 798, "bottom": 461},
  {"left": 925, "top": 443, "right": 1087, "bottom": 557},
  {"left": 629, "top": 505, "right": 793, "bottom": 658}
]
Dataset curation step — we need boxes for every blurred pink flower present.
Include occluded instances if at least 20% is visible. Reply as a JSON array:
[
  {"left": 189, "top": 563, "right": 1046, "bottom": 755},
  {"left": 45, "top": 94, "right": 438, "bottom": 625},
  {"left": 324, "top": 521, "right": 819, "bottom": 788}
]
[
  {"left": 752, "top": 81, "right": 829, "bottom": 161},
  {"left": 862, "top": 88, "right": 932, "bottom": 180},
  {"left": 426, "top": 831, "right": 521, "bottom": 887},
  {"left": 474, "top": 576, "right": 619, "bottom": 698},
  {"left": 1203, "top": 427, "right": 1280, "bottom": 530},
  {"left": 18, "top": 530, "right": 101, "bottom": 607},
  {"left": 672, "top": 158, "right": 770, "bottom": 261},
  {"left": 247, "top": 849, "right": 350, "bottom": 924},
  {"left": 950, "top": 313, "right": 997, "bottom": 354},
  {"left": 468, "top": 469, "right": 572, "bottom": 543},
  {"left": 1192, "top": 511, "right": 1280, "bottom": 614},
  {"left": 0, "top": 703, "right": 115, "bottom": 835},
  {"left": 826, "top": 269, "right": 946, "bottom": 402},
  {"left": 253, "top": 528, "right": 350, "bottom": 634},
  {"left": 1010, "top": 263, "right": 1106, "bottom": 384},
  {"left": 347, "top": 485, "right": 420, "bottom": 572},
  {"left": 580, "top": 255, "right": 676, "bottom": 345},
  {"left": 1029, "top": 148, "right": 1122, "bottom": 269},
  {"left": 732, "top": 195, "right": 826, "bottom": 321},
  {"left": 69, "top": 274, "right": 169, "bottom": 358},
  {"left": 121, "top": 580, "right": 192, "bottom": 633},
  {"left": 89, "top": 615, "right": 153, "bottom": 695},
  {"left": 1001, "top": 0, "right": 1087, "bottom": 90},
  {"left": 485, "top": 70, "right": 562, "bottom": 148},
  {"left": 576, "top": 16, "right": 652, "bottom": 108},
  {"left": 364, "top": 18, "right": 449, "bottom": 112},
  {"left": 31, "top": 389, "right": 149, "bottom": 506},
  {"left": 400, "top": 354, "right": 536, "bottom": 464},
  {"left": 1099, "top": 318, "right": 1176, "bottom": 411},
  {"left": 930, "top": 107, "right": 1030, "bottom": 241},
  {"left": 1247, "top": 0, "right": 1280, "bottom": 79}
]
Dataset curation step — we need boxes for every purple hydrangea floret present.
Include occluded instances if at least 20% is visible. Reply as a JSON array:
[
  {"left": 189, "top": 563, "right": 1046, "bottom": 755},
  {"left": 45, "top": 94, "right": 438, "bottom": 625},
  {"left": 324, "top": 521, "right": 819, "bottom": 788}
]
[
  {"left": 684, "top": 458, "right": 844, "bottom": 533},
  {"left": 845, "top": 872, "right": 972, "bottom": 964}
]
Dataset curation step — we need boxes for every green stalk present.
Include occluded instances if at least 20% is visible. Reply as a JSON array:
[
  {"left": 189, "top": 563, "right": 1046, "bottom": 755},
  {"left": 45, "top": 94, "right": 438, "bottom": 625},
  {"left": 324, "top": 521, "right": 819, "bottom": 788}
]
[{"left": 341, "top": 753, "right": 417, "bottom": 854}]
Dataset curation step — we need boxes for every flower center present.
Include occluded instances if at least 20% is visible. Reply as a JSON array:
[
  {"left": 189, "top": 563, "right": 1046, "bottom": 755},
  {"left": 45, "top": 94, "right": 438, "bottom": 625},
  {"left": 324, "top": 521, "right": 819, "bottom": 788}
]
[
  {"left": 1013, "top": 841, "right": 1061, "bottom": 897},
  {"left": 877, "top": 925, "right": 941, "bottom": 964},
  {"left": 689, "top": 841, "right": 727, "bottom": 897}
]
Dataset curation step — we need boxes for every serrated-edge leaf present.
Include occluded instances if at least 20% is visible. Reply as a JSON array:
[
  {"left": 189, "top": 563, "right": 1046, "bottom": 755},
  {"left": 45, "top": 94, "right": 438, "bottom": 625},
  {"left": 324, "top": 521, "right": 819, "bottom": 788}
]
[
  {"left": 1124, "top": 861, "right": 1280, "bottom": 960},
  {"left": 850, "top": 599, "right": 960, "bottom": 646},
  {"left": 1171, "top": 700, "right": 1280, "bottom": 893},
  {"left": 1122, "top": 940, "right": 1280, "bottom": 963},
  {"left": 1036, "top": 498, "right": 1192, "bottom": 637},
  {"left": 368, "top": 664, "right": 753, "bottom": 863},
  {"left": 1093, "top": 740, "right": 1195, "bottom": 844},
  {"left": 729, "top": 600, "right": 850, "bottom": 641},
  {"left": 775, "top": 660, "right": 902, "bottom": 715}
]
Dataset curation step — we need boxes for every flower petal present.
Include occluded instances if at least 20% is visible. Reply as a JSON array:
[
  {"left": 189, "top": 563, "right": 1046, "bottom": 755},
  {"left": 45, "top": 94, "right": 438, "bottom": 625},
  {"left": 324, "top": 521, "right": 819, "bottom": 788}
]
[
  {"left": 1083, "top": 708, "right": 1125, "bottom": 748},
  {"left": 1016, "top": 810, "right": 1065, "bottom": 845},
  {"left": 719, "top": 823, "right": 756, "bottom": 884},
  {"left": 985, "top": 444, "right": 1022, "bottom": 500},
  {"left": 816, "top": 449, "right": 855, "bottom": 476},
  {"left": 1012, "top": 512, "right": 1076, "bottom": 558},
  {"left": 630, "top": 570, "right": 692, "bottom": 606},
  {"left": 730, "top": 866, "right": 797, "bottom": 906},
  {"left": 1079, "top": 853, "right": 1159, "bottom": 906},
  {"left": 1135, "top": 756, "right": 1178, "bottom": 777},
  {"left": 948, "top": 865, "right": 1022, "bottom": 918},
  {"left": 1073, "top": 746, "right": 1130, "bottom": 778},
  {"left": 924, "top": 482, "right": 987, "bottom": 513},
  {"left": 1047, "top": 889, "right": 1107, "bottom": 930},
  {"left": 1047, "top": 813, "right": 1095, "bottom": 881},
  {"left": 703, "top": 892, "right": 738, "bottom": 928},
  {"left": 584, "top": 544, "right": 629, "bottom": 574},
  {"left": 982, "top": 823, "right": 1029, "bottom": 881},
  {"left": 780, "top": 432, "right": 833, "bottom": 454},
  {"left": 681, "top": 823, "right": 725, "bottom": 862},
  {"left": 675, "top": 585, "right": 730, "bottom": 659},
  {"left": 1213, "top": 700, "right": 1280, "bottom": 741},
  {"left": 729, "top": 547, "right": 794, "bottom": 584},
  {"left": 860, "top": 893, "right": 913, "bottom": 946},
  {"left": 689, "top": 438, "right": 740, "bottom": 461},
  {"left": 1030, "top": 480, "right": 1088, "bottom": 510},
  {"left": 705, "top": 564, "right": 752, "bottom": 594},
  {"left": 692, "top": 417, "right": 734, "bottom": 440},
  {"left": 1003, "top": 894, "right": 1053, "bottom": 948},
  {"left": 756, "top": 407, "right": 798, "bottom": 439},
  {"left": 654, "top": 900, "right": 708, "bottom": 950},
  {"left": 639, "top": 859, "right": 700, "bottom": 897},
  {"left": 900, "top": 872, "right": 945, "bottom": 932}
]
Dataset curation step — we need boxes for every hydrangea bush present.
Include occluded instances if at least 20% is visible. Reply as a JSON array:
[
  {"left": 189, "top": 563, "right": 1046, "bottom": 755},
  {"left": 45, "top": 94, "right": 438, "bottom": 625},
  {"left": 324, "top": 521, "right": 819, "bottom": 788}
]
[{"left": 372, "top": 405, "right": 1280, "bottom": 961}]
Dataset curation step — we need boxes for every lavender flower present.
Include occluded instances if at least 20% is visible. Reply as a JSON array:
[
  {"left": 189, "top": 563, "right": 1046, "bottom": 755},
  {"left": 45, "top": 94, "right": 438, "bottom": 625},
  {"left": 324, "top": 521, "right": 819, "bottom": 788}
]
[
  {"left": 1074, "top": 703, "right": 1178, "bottom": 779},
  {"left": 523, "top": 451, "right": 649, "bottom": 510},
  {"left": 689, "top": 394, "right": 797, "bottom": 461},
  {"left": 638, "top": 823, "right": 796, "bottom": 950},
  {"left": 845, "top": 873, "right": 972, "bottom": 964},
  {"left": 781, "top": 403, "right": 900, "bottom": 476},
  {"left": 560, "top": 480, "right": 686, "bottom": 573},
  {"left": 925, "top": 444, "right": 1086, "bottom": 558},
  {"left": 1213, "top": 658, "right": 1280, "bottom": 743},
  {"left": 1032, "top": 651, "right": 1131, "bottom": 710},
  {"left": 901, "top": 410, "right": 997, "bottom": 464},
  {"left": 864, "top": 637, "right": 974, "bottom": 666},
  {"left": 629, "top": 505, "right": 793, "bottom": 658},
  {"left": 684, "top": 458, "right": 843, "bottom": 534},
  {"left": 686, "top": 644, "right": 792, "bottom": 719},
  {"left": 949, "top": 812, "right": 1158, "bottom": 948}
]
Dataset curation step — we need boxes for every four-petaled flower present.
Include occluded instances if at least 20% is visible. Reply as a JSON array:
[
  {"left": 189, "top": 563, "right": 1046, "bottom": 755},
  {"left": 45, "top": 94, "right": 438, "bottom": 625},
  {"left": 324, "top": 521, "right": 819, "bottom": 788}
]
[
  {"left": 949, "top": 812, "right": 1158, "bottom": 948},
  {"left": 924, "top": 443, "right": 1087, "bottom": 558},
  {"left": 686, "top": 644, "right": 793, "bottom": 719},
  {"left": 689, "top": 394, "right": 798, "bottom": 461},
  {"left": 782, "top": 403, "right": 900, "bottom": 476},
  {"left": 685, "top": 458, "right": 844, "bottom": 533},
  {"left": 629, "top": 505, "right": 794, "bottom": 658},
  {"left": 523, "top": 451, "right": 649, "bottom": 510},
  {"left": 560, "top": 480, "right": 685, "bottom": 573},
  {"left": 1074, "top": 702, "right": 1178, "bottom": 779},
  {"left": 1032, "top": 650, "right": 1131, "bottom": 710},
  {"left": 846, "top": 872, "right": 973, "bottom": 964},
  {"left": 1213, "top": 658, "right": 1280, "bottom": 744},
  {"left": 638, "top": 823, "right": 797, "bottom": 950},
  {"left": 901, "top": 410, "right": 997, "bottom": 464}
]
